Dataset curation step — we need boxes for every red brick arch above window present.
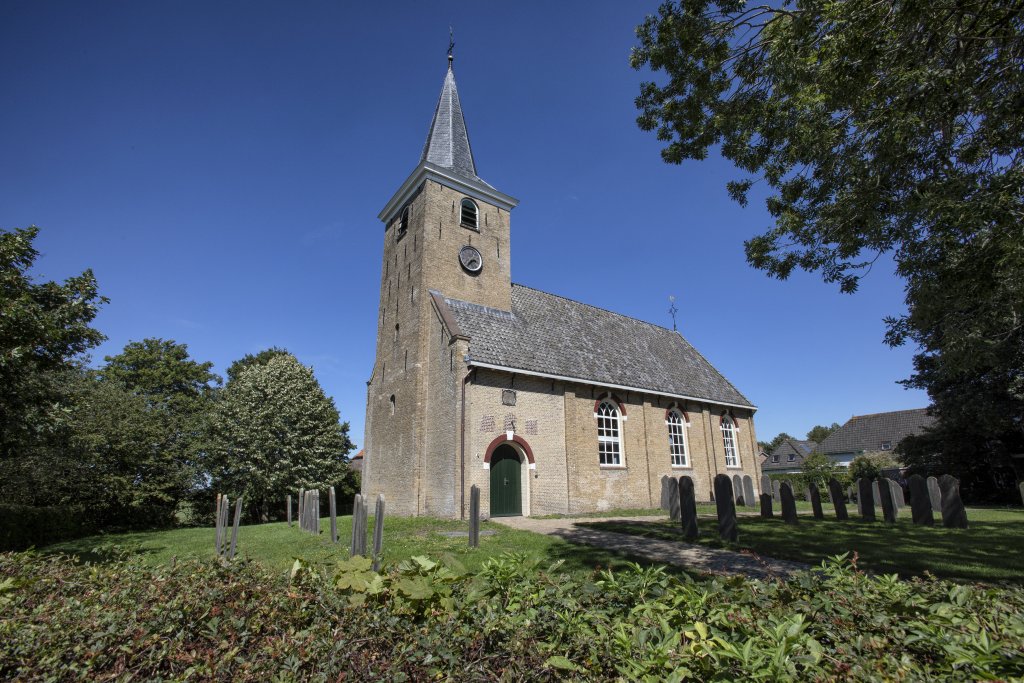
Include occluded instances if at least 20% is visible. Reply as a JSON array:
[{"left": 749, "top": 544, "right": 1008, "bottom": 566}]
[
  {"left": 594, "top": 393, "right": 627, "bottom": 416},
  {"left": 483, "top": 434, "right": 535, "bottom": 464},
  {"left": 665, "top": 403, "right": 690, "bottom": 423}
]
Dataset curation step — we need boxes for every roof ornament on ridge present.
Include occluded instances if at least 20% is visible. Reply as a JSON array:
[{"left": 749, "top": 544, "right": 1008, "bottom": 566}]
[{"left": 420, "top": 30, "right": 479, "bottom": 182}]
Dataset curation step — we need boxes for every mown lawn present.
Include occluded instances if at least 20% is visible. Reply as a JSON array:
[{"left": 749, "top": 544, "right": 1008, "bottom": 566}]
[
  {"left": 582, "top": 506, "right": 1024, "bottom": 584},
  {"left": 43, "top": 515, "right": 689, "bottom": 579}
]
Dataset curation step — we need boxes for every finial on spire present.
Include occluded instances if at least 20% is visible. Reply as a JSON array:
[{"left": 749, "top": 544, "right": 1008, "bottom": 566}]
[
  {"left": 448, "top": 26, "right": 455, "bottom": 67},
  {"left": 668, "top": 294, "right": 679, "bottom": 331}
]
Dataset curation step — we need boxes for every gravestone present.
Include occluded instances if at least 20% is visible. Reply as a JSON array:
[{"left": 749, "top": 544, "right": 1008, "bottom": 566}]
[
  {"left": 857, "top": 478, "right": 876, "bottom": 521},
  {"left": 742, "top": 475, "right": 756, "bottom": 509},
  {"left": 759, "top": 492, "right": 773, "bottom": 518},
  {"left": 713, "top": 474, "right": 738, "bottom": 542},
  {"left": 350, "top": 493, "right": 363, "bottom": 556},
  {"left": 372, "top": 494, "right": 386, "bottom": 571},
  {"left": 891, "top": 480, "right": 906, "bottom": 510},
  {"left": 772, "top": 480, "right": 782, "bottom": 502},
  {"left": 678, "top": 476, "right": 699, "bottom": 540},
  {"left": 667, "top": 477, "right": 681, "bottom": 522},
  {"left": 907, "top": 474, "right": 933, "bottom": 526},
  {"left": 827, "top": 478, "right": 848, "bottom": 520},
  {"left": 469, "top": 485, "right": 480, "bottom": 548},
  {"left": 779, "top": 482, "right": 798, "bottom": 524},
  {"left": 1020, "top": 481, "right": 1024, "bottom": 507},
  {"left": 733, "top": 474, "right": 744, "bottom": 506},
  {"left": 660, "top": 476, "right": 672, "bottom": 511},
  {"left": 329, "top": 486, "right": 338, "bottom": 544},
  {"left": 228, "top": 496, "right": 243, "bottom": 560},
  {"left": 808, "top": 485, "right": 824, "bottom": 519},
  {"left": 926, "top": 476, "right": 942, "bottom": 513},
  {"left": 871, "top": 480, "right": 881, "bottom": 509},
  {"left": 760, "top": 474, "right": 772, "bottom": 501},
  {"left": 287, "top": 494, "right": 292, "bottom": 527},
  {"left": 877, "top": 477, "right": 897, "bottom": 523},
  {"left": 939, "top": 474, "right": 969, "bottom": 529}
]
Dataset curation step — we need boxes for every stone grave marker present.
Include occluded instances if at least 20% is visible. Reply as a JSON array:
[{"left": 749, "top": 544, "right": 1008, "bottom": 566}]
[
  {"left": 877, "top": 477, "right": 897, "bottom": 523},
  {"left": 892, "top": 480, "right": 906, "bottom": 510},
  {"left": 668, "top": 476, "right": 681, "bottom": 522},
  {"left": 780, "top": 482, "right": 799, "bottom": 524},
  {"left": 871, "top": 480, "right": 881, "bottom": 509},
  {"left": 926, "top": 476, "right": 942, "bottom": 513},
  {"left": 713, "top": 474, "right": 738, "bottom": 542},
  {"left": 857, "top": 478, "right": 876, "bottom": 521},
  {"left": 469, "top": 485, "right": 480, "bottom": 548},
  {"left": 743, "top": 475, "right": 756, "bottom": 509},
  {"left": 678, "top": 476, "right": 699, "bottom": 541},
  {"left": 1020, "top": 481, "right": 1024, "bottom": 507},
  {"left": 808, "top": 484, "right": 824, "bottom": 519},
  {"left": 772, "top": 479, "right": 782, "bottom": 502},
  {"left": 372, "top": 494, "right": 386, "bottom": 571},
  {"left": 660, "top": 476, "right": 672, "bottom": 511},
  {"left": 939, "top": 475, "right": 969, "bottom": 529},
  {"left": 760, "top": 474, "right": 771, "bottom": 500},
  {"left": 759, "top": 492, "right": 773, "bottom": 518},
  {"left": 732, "top": 474, "right": 744, "bottom": 506},
  {"left": 827, "top": 478, "right": 848, "bottom": 520},
  {"left": 907, "top": 474, "right": 933, "bottom": 526}
]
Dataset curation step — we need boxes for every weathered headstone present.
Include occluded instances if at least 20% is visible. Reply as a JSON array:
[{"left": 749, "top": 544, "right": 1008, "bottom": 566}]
[
  {"left": 732, "top": 474, "right": 744, "bottom": 506},
  {"left": 939, "top": 474, "right": 969, "bottom": 529},
  {"left": 759, "top": 492, "right": 773, "bottom": 519},
  {"left": 298, "top": 487, "right": 305, "bottom": 526},
  {"left": 877, "top": 477, "right": 896, "bottom": 523},
  {"left": 287, "top": 494, "right": 292, "bottom": 527},
  {"left": 1019, "top": 481, "right": 1024, "bottom": 507},
  {"left": 827, "top": 478, "right": 848, "bottom": 520},
  {"left": 907, "top": 474, "right": 933, "bottom": 526},
  {"left": 329, "top": 486, "right": 338, "bottom": 544},
  {"left": 350, "top": 493, "right": 363, "bottom": 556},
  {"left": 760, "top": 474, "right": 772, "bottom": 501},
  {"left": 228, "top": 496, "right": 243, "bottom": 560},
  {"left": 667, "top": 477, "right": 681, "bottom": 521},
  {"left": 857, "top": 477, "right": 875, "bottom": 521},
  {"left": 214, "top": 493, "right": 223, "bottom": 553},
  {"left": 660, "top": 475, "right": 672, "bottom": 511},
  {"left": 772, "top": 479, "right": 782, "bottom": 502},
  {"left": 469, "top": 485, "right": 480, "bottom": 548},
  {"left": 926, "top": 476, "right": 942, "bottom": 513},
  {"left": 714, "top": 474, "right": 738, "bottom": 542},
  {"left": 678, "top": 476, "right": 699, "bottom": 540},
  {"left": 871, "top": 480, "right": 881, "bottom": 509},
  {"left": 372, "top": 494, "right": 385, "bottom": 571},
  {"left": 779, "top": 482, "right": 798, "bottom": 524},
  {"left": 891, "top": 480, "right": 906, "bottom": 510},
  {"left": 807, "top": 485, "right": 824, "bottom": 519},
  {"left": 742, "top": 475, "right": 756, "bottom": 509}
]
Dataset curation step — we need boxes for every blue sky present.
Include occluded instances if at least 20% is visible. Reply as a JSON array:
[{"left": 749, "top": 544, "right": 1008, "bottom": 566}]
[{"left": 0, "top": 1, "right": 927, "bottom": 448}]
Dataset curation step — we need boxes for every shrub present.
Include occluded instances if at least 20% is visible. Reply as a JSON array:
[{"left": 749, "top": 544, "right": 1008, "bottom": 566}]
[
  {"left": 2, "top": 551, "right": 1023, "bottom": 681},
  {"left": 0, "top": 505, "right": 97, "bottom": 551}
]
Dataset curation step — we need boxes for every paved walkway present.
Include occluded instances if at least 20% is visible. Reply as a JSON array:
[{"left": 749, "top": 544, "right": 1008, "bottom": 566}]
[{"left": 493, "top": 515, "right": 808, "bottom": 580}]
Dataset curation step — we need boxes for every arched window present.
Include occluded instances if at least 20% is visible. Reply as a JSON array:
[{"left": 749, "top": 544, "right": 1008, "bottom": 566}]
[
  {"left": 460, "top": 198, "right": 478, "bottom": 230},
  {"left": 667, "top": 409, "right": 688, "bottom": 467},
  {"left": 398, "top": 206, "right": 409, "bottom": 238},
  {"left": 721, "top": 415, "right": 739, "bottom": 467},
  {"left": 597, "top": 400, "right": 622, "bottom": 466},
  {"left": 389, "top": 394, "right": 395, "bottom": 416}
]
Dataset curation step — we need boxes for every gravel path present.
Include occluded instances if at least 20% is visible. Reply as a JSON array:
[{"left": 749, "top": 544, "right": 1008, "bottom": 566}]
[{"left": 493, "top": 515, "right": 808, "bottom": 580}]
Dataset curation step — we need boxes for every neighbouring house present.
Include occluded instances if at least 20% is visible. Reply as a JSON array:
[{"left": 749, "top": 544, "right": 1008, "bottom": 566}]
[
  {"left": 348, "top": 449, "right": 364, "bottom": 474},
  {"left": 761, "top": 439, "right": 818, "bottom": 474},
  {"left": 815, "top": 408, "right": 935, "bottom": 467},
  {"left": 360, "top": 54, "right": 761, "bottom": 518}
]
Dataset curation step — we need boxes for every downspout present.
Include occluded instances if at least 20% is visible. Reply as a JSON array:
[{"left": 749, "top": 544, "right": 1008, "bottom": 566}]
[
  {"left": 642, "top": 398, "right": 653, "bottom": 508},
  {"left": 459, "top": 364, "right": 473, "bottom": 520}
]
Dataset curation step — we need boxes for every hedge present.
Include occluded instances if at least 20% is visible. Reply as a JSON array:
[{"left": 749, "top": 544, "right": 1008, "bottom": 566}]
[
  {"left": 0, "top": 505, "right": 97, "bottom": 551},
  {"left": 1, "top": 551, "right": 1022, "bottom": 680}
]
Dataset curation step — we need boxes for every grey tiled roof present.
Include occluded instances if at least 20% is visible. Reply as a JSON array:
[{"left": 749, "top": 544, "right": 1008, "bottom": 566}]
[
  {"left": 762, "top": 439, "right": 817, "bottom": 469},
  {"left": 438, "top": 284, "right": 754, "bottom": 408},
  {"left": 420, "top": 66, "right": 482, "bottom": 183},
  {"left": 817, "top": 409, "right": 935, "bottom": 455}
]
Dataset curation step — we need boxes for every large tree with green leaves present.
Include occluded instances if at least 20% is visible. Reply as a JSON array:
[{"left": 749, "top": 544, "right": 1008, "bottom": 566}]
[
  {"left": 806, "top": 423, "right": 840, "bottom": 444},
  {"left": 207, "top": 352, "right": 355, "bottom": 521},
  {"left": 632, "top": 1, "right": 1024, "bottom": 493},
  {"left": 0, "top": 226, "right": 106, "bottom": 460}
]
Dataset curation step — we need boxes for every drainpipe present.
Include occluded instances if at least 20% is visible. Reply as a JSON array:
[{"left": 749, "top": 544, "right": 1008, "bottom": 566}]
[{"left": 459, "top": 360, "right": 474, "bottom": 520}]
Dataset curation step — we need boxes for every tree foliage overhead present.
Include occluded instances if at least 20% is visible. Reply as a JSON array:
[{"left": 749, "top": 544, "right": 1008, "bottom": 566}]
[
  {"left": 225, "top": 346, "right": 290, "bottom": 385},
  {"left": 632, "top": 1, "right": 1024, "bottom": 486},
  {"left": 806, "top": 423, "right": 840, "bottom": 444},
  {"left": 207, "top": 352, "right": 355, "bottom": 521},
  {"left": 0, "top": 226, "right": 106, "bottom": 459}
]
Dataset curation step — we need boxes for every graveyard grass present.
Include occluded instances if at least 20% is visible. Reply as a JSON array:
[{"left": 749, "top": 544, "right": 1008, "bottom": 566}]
[
  {"left": 43, "top": 516, "right": 691, "bottom": 579},
  {"left": 582, "top": 506, "right": 1024, "bottom": 584}
]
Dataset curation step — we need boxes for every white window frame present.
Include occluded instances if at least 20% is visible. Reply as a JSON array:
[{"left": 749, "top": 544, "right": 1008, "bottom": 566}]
[
  {"left": 721, "top": 415, "right": 740, "bottom": 468},
  {"left": 596, "top": 400, "right": 623, "bottom": 467},
  {"left": 666, "top": 409, "right": 689, "bottom": 467},
  {"left": 460, "top": 198, "right": 479, "bottom": 230}
]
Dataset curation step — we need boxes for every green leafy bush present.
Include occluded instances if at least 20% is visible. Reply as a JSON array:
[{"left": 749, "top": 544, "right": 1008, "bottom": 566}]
[
  {"left": 2, "top": 551, "right": 1023, "bottom": 681},
  {"left": 0, "top": 505, "right": 96, "bottom": 551}
]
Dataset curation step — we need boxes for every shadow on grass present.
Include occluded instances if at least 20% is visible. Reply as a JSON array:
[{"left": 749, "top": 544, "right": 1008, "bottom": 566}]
[{"left": 582, "top": 510, "right": 1024, "bottom": 584}]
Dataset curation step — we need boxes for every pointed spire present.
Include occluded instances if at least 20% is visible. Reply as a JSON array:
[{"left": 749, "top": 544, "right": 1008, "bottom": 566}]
[{"left": 420, "top": 60, "right": 479, "bottom": 181}]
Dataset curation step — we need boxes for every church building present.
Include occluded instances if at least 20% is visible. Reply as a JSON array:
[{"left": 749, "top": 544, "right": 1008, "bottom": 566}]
[{"left": 362, "top": 56, "right": 761, "bottom": 518}]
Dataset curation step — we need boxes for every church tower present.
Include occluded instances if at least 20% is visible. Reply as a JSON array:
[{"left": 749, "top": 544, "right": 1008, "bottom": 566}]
[{"left": 362, "top": 55, "right": 518, "bottom": 515}]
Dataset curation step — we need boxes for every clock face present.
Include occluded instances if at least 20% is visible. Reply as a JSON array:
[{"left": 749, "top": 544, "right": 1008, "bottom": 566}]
[{"left": 459, "top": 245, "right": 483, "bottom": 273}]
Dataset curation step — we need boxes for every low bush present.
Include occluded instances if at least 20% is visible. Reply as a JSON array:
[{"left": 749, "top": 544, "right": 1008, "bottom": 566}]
[
  {"left": 2, "top": 551, "right": 1022, "bottom": 681},
  {"left": 0, "top": 505, "right": 97, "bottom": 551}
]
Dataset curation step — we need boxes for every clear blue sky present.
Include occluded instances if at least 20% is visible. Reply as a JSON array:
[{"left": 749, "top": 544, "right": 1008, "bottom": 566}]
[{"left": 0, "top": 1, "right": 927, "bottom": 448}]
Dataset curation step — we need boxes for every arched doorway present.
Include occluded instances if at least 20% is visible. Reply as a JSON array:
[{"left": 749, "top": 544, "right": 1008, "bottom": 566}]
[{"left": 489, "top": 444, "right": 522, "bottom": 517}]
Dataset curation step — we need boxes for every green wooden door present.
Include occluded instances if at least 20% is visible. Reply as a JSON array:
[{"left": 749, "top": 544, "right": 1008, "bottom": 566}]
[{"left": 489, "top": 445, "right": 522, "bottom": 517}]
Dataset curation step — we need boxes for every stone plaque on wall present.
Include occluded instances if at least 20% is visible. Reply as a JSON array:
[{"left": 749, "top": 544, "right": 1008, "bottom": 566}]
[{"left": 502, "top": 389, "right": 516, "bottom": 406}]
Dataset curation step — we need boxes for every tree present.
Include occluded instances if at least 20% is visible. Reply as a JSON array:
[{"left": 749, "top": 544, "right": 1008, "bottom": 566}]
[
  {"left": 759, "top": 432, "right": 793, "bottom": 454},
  {"left": 225, "top": 346, "right": 290, "bottom": 385},
  {"left": 632, "top": 2, "right": 1024, "bottom": 480},
  {"left": 806, "top": 423, "right": 840, "bottom": 444},
  {"left": 207, "top": 353, "right": 355, "bottom": 521},
  {"left": 848, "top": 453, "right": 896, "bottom": 483},
  {"left": 800, "top": 451, "right": 842, "bottom": 489},
  {"left": 0, "top": 226, "right": 106, "bottom": 460}
]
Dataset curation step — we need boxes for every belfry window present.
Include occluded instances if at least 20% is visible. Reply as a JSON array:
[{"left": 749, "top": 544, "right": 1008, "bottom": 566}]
[
  {"left": 398, "top": 206, "right": 409, "bottom": 239},
  {"left": 667, "top": 409, "right": 688, "bottom": 467},
  {"left": 721, "top": 415, "right": 740, "bottom": 468},
  {"left": 597, "top": 400, "right": 622, "bottom": 466},
  {"left": 460, "top": 198, "right": 478, "bottom": 230}
]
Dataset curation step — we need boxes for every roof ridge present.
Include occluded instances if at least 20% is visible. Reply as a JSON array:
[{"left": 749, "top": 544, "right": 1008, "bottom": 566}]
[
  {"left": 850, "top": 408, "right": 931, "bottom": 419},
  {"left": 511, "top": 282, "right": 676, "bottom": 333}
]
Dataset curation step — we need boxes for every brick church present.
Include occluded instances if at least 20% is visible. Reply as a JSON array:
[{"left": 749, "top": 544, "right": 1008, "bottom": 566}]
[{"left": 361, "top": 56, "right": 762, "bottom": 518}]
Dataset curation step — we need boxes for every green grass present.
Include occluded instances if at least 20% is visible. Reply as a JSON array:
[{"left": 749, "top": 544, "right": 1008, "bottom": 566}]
[
  {"left": 533, "top": 500, "right": 812, "bottom": 520},
  {"left": 43, "top": 515, "right": 694, "bottom": 579},
  {"left": 581, "top": 506, "right": 1024, "bottom": 584}
]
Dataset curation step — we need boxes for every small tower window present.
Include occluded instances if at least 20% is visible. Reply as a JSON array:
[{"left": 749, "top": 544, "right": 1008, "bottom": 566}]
[
  {"left": 389, "top": 394, "right": 395, "bottom": 416},
  {"left": 460, "top": 198, "right": 478, "bottom": 230},
  {"left": 398, "top": 207, "right": 409, "bottom": 239},
  {"left": 394, "top": 323, "right": 399, "bottom": 343}
]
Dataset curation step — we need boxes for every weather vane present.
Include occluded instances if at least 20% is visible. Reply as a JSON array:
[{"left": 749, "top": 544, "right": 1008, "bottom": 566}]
[
  {"left": 668, "top": 294, "right": 679, "bottom": 331},
  {"left": 448, "top": 26, "right": 455, "bottom": 66}
]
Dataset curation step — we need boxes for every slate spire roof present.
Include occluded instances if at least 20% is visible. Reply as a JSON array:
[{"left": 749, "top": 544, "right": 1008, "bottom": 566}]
[{"left": 421, "top": 65, "right": 480, "bottom": 182}]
